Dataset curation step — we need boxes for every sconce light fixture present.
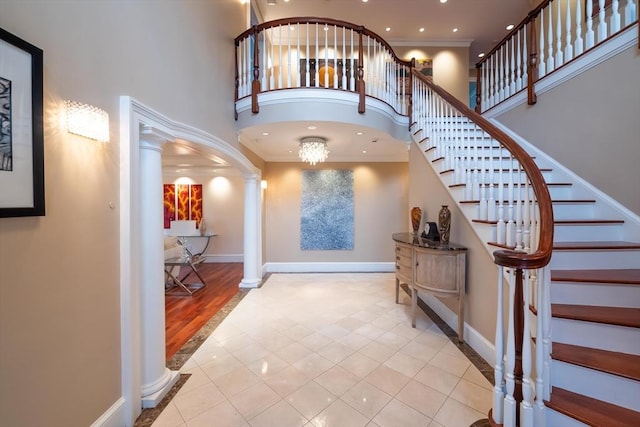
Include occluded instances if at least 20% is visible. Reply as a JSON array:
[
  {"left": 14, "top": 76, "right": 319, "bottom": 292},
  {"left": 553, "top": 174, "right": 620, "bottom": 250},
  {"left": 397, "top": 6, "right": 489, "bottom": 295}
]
[
  {"left": 298, "top": 136, "right": 329, "bottom": 165},
  {"left": 64, "top": 100, "right": 110, "bottom": 142},
  {"left": 261, "top": 180, "right": 268, "bottom": 189}
]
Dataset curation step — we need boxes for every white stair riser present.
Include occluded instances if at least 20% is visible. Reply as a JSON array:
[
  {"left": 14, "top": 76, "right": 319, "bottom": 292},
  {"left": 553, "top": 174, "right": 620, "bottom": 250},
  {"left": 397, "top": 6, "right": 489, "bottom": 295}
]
[
  {"left": 552, "top": 203, "right": 596, "bottom": 219},
  {"left": 551, "top": 282, "right": 640, "bottom": 308},
  {"left": 551, "top": 360, "right": 640, "bottom": 411},
  {"left": 550, "top": 317, "right": 640, "bottom": 354},
  {"left": 546, "top": 408, "right": 589, "bottom": 427},
  {"left": 553, "top": 224, "right": 624, "bottom": 242},
  {"left": 550, "top": 250, "right": 640, "bottom": 269}
]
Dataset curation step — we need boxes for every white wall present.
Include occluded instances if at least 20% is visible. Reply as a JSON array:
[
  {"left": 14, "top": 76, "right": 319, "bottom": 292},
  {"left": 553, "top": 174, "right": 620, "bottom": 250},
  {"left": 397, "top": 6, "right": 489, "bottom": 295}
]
[{"left": 0, "top": 1, "right": 246, "bottom": 425}]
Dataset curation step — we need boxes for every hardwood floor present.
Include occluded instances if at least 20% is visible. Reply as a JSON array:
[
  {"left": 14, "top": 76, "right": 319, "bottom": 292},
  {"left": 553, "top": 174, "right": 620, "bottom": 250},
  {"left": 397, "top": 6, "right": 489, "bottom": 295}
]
[{"left": 165, "top": 262, "right": 244, "bottom": 360}]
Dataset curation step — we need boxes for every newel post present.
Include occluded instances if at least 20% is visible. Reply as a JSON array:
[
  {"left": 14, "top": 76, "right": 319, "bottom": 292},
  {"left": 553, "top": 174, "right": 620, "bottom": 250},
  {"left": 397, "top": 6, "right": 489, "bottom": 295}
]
[
  {"left": 251, "top": 25, "right": 261, "bottom": 114},
  {"left": 475, "top": 63, "right": 483, "bottom": 113},
  {"left": 527, "top": 12, "right": 539, "bottom": 106},
  {"left": 513, "top": 267, "right": 525, "bottom": 425},
  {"left": 357, "top": 28, "right": 366, "bottom": 114},
  {"left": 234, "top": 39, "right": 240, "bottom": 120}
]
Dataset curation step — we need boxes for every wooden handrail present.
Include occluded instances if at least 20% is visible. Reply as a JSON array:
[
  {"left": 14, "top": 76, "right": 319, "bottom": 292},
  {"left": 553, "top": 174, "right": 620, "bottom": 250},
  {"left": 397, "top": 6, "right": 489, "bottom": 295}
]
[{"left": 413, "top": 71, "right": 554, "bottom": 270}]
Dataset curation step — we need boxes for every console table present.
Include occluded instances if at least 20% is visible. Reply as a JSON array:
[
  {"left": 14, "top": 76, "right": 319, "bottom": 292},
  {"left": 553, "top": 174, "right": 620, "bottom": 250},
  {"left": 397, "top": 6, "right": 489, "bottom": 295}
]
[{"left": 392, "top": 232, "right": 467, "bottom": 342}]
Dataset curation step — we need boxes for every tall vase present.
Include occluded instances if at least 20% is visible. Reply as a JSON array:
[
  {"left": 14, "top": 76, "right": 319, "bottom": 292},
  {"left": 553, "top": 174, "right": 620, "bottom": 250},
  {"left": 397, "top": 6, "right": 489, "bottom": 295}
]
[
  {"left": 411, "top": 207, "right": 422, "bottom": 235},
  {"left": 438, "top": 205, "right": 451, "bottom": 244}
]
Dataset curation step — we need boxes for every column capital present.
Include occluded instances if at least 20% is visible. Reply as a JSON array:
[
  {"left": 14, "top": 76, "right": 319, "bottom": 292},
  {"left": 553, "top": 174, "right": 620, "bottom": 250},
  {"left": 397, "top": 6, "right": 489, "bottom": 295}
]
[{"left": 139, "top": 125, "right": 174, "bottom": 150}]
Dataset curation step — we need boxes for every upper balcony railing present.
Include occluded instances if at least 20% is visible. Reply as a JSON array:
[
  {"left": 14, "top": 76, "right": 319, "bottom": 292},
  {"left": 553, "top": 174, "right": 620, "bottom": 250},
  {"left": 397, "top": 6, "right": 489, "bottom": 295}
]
[
  {"left": 476, "top": 0, "right": 638, "bottom": 112},
  {"left": 234, "top": 18, "right": 413, "bottom": 120}
]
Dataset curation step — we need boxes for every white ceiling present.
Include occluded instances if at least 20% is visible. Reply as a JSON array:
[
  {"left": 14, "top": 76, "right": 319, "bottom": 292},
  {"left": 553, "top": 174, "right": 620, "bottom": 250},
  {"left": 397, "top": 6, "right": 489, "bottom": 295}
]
[{"left": 163, "top": 0, "right": 538, "bottom": 173}]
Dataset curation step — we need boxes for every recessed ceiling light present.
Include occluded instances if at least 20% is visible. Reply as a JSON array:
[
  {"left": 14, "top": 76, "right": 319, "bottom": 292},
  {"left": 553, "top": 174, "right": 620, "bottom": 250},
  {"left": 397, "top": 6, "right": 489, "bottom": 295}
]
[
  {"left": 440, "top": 0, "right": 447, "bottom": 3},
  {"left": 452, "top": 28, "right": 458, "bottom": 32},
  {"left": 267, "top": 0, "right": 276, "bottom": 5},
  {"left": 506, "top": 24, "right": 515, "bottom": 30},
  {"left": 385, "top": 27, "right": 391, "bottom": 32},
  {"left": 362, "top": 0, "right": 368, "bottom": 2},
  {"left": 419, "top": 28, "right": 425, "bottom": 32},
  {"left": 307, "top": 125, "right": 317, "bottom": 130},
  {"left": 478, "top": 52, "right": 485, "bottom": 58},
  {"left": 356, "top": 131, "right": 363, "bottom": 135},
  {"left": 362, "top": 150, "right": 367, "bottom": 154}
]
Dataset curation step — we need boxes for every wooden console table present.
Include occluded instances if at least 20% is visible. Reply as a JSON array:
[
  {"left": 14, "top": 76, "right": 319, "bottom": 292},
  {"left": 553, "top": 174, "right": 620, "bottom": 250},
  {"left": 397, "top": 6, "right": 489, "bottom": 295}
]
[{"left": 392, "top": 232, "right": 467, "bottom": 342}]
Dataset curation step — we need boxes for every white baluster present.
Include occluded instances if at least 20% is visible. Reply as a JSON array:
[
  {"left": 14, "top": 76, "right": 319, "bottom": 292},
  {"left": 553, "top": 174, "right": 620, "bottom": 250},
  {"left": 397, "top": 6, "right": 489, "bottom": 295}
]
[
  {"left": 515, "top": 29, "right": 523, "bottom": 92},
  {"left": 586, "top": 0, "right": 596, "bottom": 49},
  {"left": 523, "top": 178, "right": 531, "bottom": 252},
  {"left": 493, "top": 266, "right": 506, "bottom": 425},
  {"left": 506, "top": 157, "right": 516, "bottom": 248},
  {"left": 503, "top": 268, "right": 517, "bottom": 427},
  {"left": 597, "top": 0, "right": 608, "bottom": 42},
  {"left": 261, "top": 30, "right": 267, "bottom": 90},
  {"left": 575, "top": 0, "right": 584, "bottom": 56},
  {"left": 555, "top": 0, "right": 564, "bottom": 67},
  {"left": 610, "top": 0, "right": 621, "bottom": 33},
  {"left": 342, "top": 28, "right": 347, "bottom": 89},
  {"left": 488, "top": 138, "right": 497, "bottom": 222},
  {"left": 547, "top": 5, "right": 555, "bottom": 72},
  {"left": 521, "top": 270, "right": 534, "bottom": 427},
  {"left": 521, "top": 26, "right": 528, "bottom": 86},
  {"left": 501, "top": 46, "right": 507, "bottom": 102},
  {"left": 509, "top": 37, "right": 516, "bottom": 95},
  {"left": 472, "top": 128, "right": 480, "bottom": 201},
  {"left": 315, "top": 24, "right": 319, "bottom": 88},
  {"left": 278, "top": 25, "right": 283, "bottom": 89},
  {"left": 497, "top": 146, "right": 506, "bottom": 244},
  {"left": 515, "top": 176, "right": 523, "bottom": 251},
  {"left": 534, "top": 267, "right": 547, "bottom": 425},
  {"left": 624, "top": 0, "right": 637, "bottom": 26},
  {"left": 333, "top": 25, "right": 338, "bottom": 89},
  {"left": 542, "top": 266, "right": 552, "bottom": 401},
  {"left": 287, "top": 24, "right": 292, "bottom": 88},
  {"left": 565, "top": 0, "right": 573, "bottom": 62},
  {"left": 350, "top": 29, "right": 355, "bottom": 91},
  {"left": 323, "top": 25, "right": 329, "bottom": 88},
  {"left": 538, "top": 10, "right": 546, "bottom": 78},
  {"left": 305, "top": 24, "right": 310, "bottom": 88}
]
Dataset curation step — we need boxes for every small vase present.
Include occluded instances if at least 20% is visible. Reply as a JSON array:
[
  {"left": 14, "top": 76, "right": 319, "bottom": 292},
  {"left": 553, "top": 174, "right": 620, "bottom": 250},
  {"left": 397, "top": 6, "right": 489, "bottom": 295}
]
[
  {"left": 199, "top": 219, "right": 207, "bottom": 236},
  {"left": 410, "top": 207, "right": 422, "bottom": 235},
  {"left": 438, "top": 205, "right": 451, "bottom": 244}
]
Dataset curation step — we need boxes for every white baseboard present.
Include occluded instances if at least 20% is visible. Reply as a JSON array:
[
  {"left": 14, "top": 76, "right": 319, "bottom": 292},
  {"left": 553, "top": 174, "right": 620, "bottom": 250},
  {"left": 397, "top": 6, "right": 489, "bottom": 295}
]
[
  {"left": 419, "top": 292, "right": 496, "bottom": 367},
  {"left": 203, "top": 254, "right": 244, "bottom": 263},
  {"left": 90, "top": 397, "right": 125, "bottom": 427},
  {"left": 263, "top": 262, "right": 396, "bottom": 273}
]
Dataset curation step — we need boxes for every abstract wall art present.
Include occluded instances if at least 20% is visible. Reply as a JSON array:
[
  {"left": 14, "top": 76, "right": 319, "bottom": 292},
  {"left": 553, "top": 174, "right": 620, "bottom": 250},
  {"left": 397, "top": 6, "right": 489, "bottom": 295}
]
[{"left": 163, "top": 183, "right": 202, "bottom": 229}]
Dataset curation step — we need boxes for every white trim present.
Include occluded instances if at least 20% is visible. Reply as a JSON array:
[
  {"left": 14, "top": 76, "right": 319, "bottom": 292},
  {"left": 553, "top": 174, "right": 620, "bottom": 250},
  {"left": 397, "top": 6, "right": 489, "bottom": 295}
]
[
  {"left": 387, "top": 39, "right": 474, "bottom": 47},
  {"left": 141, "top": 371, "right": 180, "bottom": 408},
  {"left": 264, "top": 262, "right": 395, "bottom": 273},
  {"left": 90, "top": 398, "right": 126, "bottom": 427},
  {"left": 203, "top": 254, "right": 244, "bottom": 263},
  {"left": 418, "top": 292, "right": 496, "bottom": 367},
  {"left": 484, "top": 25, "right": 638, "bottom": 118}
]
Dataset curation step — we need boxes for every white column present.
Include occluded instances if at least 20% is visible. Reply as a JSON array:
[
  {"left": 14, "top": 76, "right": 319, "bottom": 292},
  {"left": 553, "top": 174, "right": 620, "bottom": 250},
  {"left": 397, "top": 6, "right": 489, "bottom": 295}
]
[
  {"left": 139, "top": 126, "right": 179, "bottom": 407},
  {"left": 240, "top": 175, "right": 262, "bottom": 288}
]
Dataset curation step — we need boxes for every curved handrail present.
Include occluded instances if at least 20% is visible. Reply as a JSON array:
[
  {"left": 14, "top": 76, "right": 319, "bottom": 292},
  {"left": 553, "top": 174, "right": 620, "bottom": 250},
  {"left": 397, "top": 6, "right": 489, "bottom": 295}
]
[{"left": 413, "top": 71, "right": 554, "bottom": 270}]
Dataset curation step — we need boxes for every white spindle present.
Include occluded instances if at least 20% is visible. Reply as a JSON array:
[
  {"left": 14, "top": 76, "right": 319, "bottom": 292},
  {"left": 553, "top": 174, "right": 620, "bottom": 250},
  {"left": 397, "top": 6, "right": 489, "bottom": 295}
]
[
  {"left": 295, "top": 23, "right": 300, "bottom": 88},
  {"left": 278, "top": 25, "right": 283, "bottom": 89},
  {"left": 324, "top": 25, "right": 329, "bottom": 88},
  {"left": 611, "top": 0, "right": 621, "bottom": 33},
  {"left": 504, "top": 268, "right": 517, "bottom": 427},
  {"left": 624, "top": 0, "right": 637, "bottom": 26},
  {"left": 497, "top": 146, "right": 506, "bottom": 244},
  {"left": 522, "top": 25, "right": 528, "bottom": 86},
  {"left": 515, "top": 29, "right": 523, "bottom": 92},
  {"left": 350, "top": 29, "right": 355, "bottom": 90},
  {"left": 547, "top": 5, "right": 555, "bottom": 72},
  {"left": 542, "top": 266, "right": 552, "bottom": 401},
  {"left": 509, "top": 37, "right": 516, "bottom": 95},
  {"left": 523, "top": 178, "right": 531, "bottom": 252},
  {"left": 506, "top": 156, "right": 516, "bottom": 248},
  {"left": 586, "top": 0, "right": 596, "bottom": 49},
  {"left": 555, "top": 0, "right": 564, "bottom": 67},
  {"left": 333, "top": 25, "right": 338, "bottom": 89},
  {"left": 538, "top": 10, "right": 546, "bottom": 78},
  {"left": 598, "top": 0, "right": 608, "bottom": 42},
  {"left": 287, "top": 24, "right": 292, "bottom": 88},
  {"left": 305, "top": 24, "right": 310, "bottom": 88},
  {"left": 315, "top": 24, "right": 319, "bottom": 88},
  {"left": 515, "top": 174, "right": 523, "bottom": 251},
  {"left": 270, "top": 28, "right": 276, "bottom": 90},
  {"left": 342, "top": 28, "right": 347, "bottom": 89},
  {"left": 575, "top": 0, "right": 584, "bottom": 56},
  {"left": 493, "top": 266, "right": 506, "bottom": 425},
  {"left": 565, "top": 0, "right": 573, "bottom": 62},
  {"left": 499, "top": 46, "right": 506, "bottom": 102},
  {"left": 487, "top": 139, "right": 497, "bottom": 222},
  {"left": 521, "top": 270, "right": 534, "bottom": 427},
  {"left": 534, "top": 267, "right": 547, "bottom": 425}
]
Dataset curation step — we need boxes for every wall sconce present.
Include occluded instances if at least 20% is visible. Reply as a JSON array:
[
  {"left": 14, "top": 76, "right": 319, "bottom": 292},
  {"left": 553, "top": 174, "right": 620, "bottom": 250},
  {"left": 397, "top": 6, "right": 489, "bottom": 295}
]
[
  {"left": 64, "top": 100, "right": 110, "bottom": 142},
  {"left": 261, "top": 180, "right": 268, "bottom": 190}
]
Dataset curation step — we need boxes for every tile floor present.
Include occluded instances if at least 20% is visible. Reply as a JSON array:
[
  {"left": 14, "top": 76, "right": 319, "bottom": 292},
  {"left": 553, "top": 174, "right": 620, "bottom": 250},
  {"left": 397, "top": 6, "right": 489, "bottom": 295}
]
[{"left": 151, "top": 273, "right": 492, "bottom": 427}]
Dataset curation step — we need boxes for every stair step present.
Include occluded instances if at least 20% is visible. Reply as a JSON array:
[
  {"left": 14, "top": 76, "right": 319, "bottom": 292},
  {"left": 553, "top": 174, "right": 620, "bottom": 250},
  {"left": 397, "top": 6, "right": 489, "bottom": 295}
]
[
  {"left": 551, "top": 342, "right": 640, "bottom": 381},
  {"left": 452, "top": 182, "right": 571, "bottom": 189},
  {"left": 460, "top": 198, "right": 595, "bottom": 204},
  {"left": 551, "top": 268, "right": 640, "bottom": 284},
  {"left": 440, "top": 168, "right": 552, "bottom": 175},
  {"left": 553, "top": 241, "right": 640, "bottom": 250},
  {"left": 545, "top": 387, "right": 640, "bottom": 427},
  {"left": 552, "top": 304, "right": 640, "bottom": 328},
  {"left": 472, "top": 218, "right": 624, "bottom": 225}
]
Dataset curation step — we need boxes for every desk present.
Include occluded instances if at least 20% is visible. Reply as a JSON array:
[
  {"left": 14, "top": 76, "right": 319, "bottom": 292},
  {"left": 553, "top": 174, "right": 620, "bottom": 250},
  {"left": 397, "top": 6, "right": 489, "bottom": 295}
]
[
  {"left": 164, "top": 256, "right": 207, "bottom": 296},
  {"left": 176, "top": 234, "right": 218, "bottom": 260},
  {"left": 392, "top": 232, "right": 467, "bottom": 342}
]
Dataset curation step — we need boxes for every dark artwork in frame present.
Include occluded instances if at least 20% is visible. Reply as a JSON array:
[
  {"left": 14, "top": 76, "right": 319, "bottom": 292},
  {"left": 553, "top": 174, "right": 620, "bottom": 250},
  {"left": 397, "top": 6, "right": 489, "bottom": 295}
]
[
  {"left": 588, "top": 0, "right": 613, "bottom": 18},
  {"left": 0, "top": 28, "right": 45, "bottom": 217}
]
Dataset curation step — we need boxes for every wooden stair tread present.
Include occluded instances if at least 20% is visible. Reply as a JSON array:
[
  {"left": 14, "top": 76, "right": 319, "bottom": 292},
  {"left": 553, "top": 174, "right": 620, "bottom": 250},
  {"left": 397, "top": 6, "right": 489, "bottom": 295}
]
[
  {"left": 460, "top": 198, "right": 595, "bottom": 204},
  {"left": 545, "top": 387, "right": 640, "bottom": 427},
  {"left": 554, "top": 241, "right": 640, "bottom": 250},
  {"left": 551, "top": 342, "right": 640, "bottom": 381},
  {"left": 551, "top": 269, "right": 640, "bottom": 284},
  {"left": 551, "top": 304, "right": 640, "bottom": 328},
  {"left": 473, "top": 218, "right": 624, "bottom": 225}
]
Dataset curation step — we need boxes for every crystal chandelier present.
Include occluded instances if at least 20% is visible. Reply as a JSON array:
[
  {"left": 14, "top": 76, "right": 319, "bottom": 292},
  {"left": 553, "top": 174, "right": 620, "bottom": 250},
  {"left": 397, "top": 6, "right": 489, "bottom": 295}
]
[{"left": 298, "top": 137, "right": 329, "bottom": 165}]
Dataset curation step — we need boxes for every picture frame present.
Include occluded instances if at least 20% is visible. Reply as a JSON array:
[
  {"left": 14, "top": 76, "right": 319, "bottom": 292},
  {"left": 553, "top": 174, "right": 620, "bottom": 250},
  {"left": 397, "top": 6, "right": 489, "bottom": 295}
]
[{"left": 0, "top": 28, "right": 45, "bottom": 217}]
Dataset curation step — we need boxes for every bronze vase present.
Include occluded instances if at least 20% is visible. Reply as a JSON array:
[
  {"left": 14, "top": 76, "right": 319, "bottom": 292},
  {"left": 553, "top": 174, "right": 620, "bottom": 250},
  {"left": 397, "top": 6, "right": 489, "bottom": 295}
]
[
  {"left": 438, "top": 205, "right": 451, "bottom": 244},
  {"left": 411, "top": 207, "right": 422, "bottom": 234}
]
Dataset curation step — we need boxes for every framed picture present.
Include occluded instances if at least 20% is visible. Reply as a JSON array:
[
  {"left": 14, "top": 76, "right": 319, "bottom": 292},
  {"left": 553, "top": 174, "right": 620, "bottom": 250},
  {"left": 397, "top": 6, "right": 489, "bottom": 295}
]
[
  {"left": 587, "top": 0, "right": 612, "bottom": 18},
  {"left": 0, "top": 28, "right": 44, "bottom": 217}
]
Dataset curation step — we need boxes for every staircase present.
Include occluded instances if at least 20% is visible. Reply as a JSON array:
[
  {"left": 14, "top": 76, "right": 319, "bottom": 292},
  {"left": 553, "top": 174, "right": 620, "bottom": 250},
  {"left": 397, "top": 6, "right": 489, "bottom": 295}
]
[{"left": 409, "top": 113, "right": 640, "bottom": 425}]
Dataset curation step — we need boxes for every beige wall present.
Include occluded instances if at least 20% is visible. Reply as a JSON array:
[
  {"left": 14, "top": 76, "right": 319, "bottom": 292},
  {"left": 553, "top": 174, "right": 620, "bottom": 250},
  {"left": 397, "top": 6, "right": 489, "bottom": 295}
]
[
  {"left": 496, "top": 44, "right": 640, "bottom": 215},
  {"left": 0, "top": 1, "right": 246, "bottom": 425},
  {"left": 408, "top": 145, "right": 498, "bottom": 342},
  {"left": 264, "top": 162, "right": 408, "bottom": 263},
  {"left": 393, "top": 46, "right": 471, "bottom": 105}
]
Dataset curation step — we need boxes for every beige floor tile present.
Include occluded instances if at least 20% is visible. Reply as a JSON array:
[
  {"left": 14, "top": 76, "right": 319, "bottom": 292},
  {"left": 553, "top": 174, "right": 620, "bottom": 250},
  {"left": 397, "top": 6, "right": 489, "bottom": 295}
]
[
  {"left": 341, "top": 380, "right": 393, "bottom": 419},
  {"left": 395, "top": 380, "right": 447, "bottom": 419},
  {"left": 334, "top": 316, "right": 368, "bottom": 332},
  {"left": 249, "top": 399, "right": 308, "bottom": 427},
  {"left": 353, "top": 323, "right": 388, "bottom": 340},
  {"left": 216, "top": 332, "right": 259, "bottom": 352},
  {"left": 449, "top": 379, "right": 492, "bottom": 414},
  {"left": 275, "top": 342, "right": 315, "bottom": 365},
  {"left": 398, "top": 340, "right": 438, "bottom": 363},
  {"left": 339, "top": 352, "right": 381, "bottom": 378},
  {"left": 245, "top": 353, "right": 289, "bottom": 379},
  {"left": 292, "top": 353, "right": 334, "bottom": 379},
  {"left": 151, "top": 403, "right": 185, "bottom": 427},
  {"left": 316, "top": 341, "right": 356, "bottom": 364},
  {"left": 184, "top": 400, "right": 246, "bottom": 427},
  {"left": 299, "top": 332, "right": 334, "bottom": 352},
  {"left": 428, "top": 351, "right": 471, "bottom": 377},
  {"left": 286, "top": 380, "right": 337, "bottom": 419},
  {"left": 414, "top": 364, "right": 461, "bottom": 396},
  {"left": 383, "top": 351, "right": 426, "bottom": 378},
  {"left": 213, "top": 365, "right": 261, "bottom": 398},
  {"left": 227, "top": 382, "right": 280, "bottom": 420},
  {"left": 374, "top": 331, "right": 411, "bottom": 351},
  {"left": 462, "top": 365, "right": 493, "bottom": 391},
  {"left": 372, "top": 398, "right": 432, "bottom": 427},
  {"left": 176, "top": 367, "right": 215, "bottom": 395},
  {"left": 358, "top": 341, "right": 397, "bottom": 363},
  {"left": 412, "top": 331, "right": 449, "bottom": 351},
  {"left": 263, "top": 365, "right": 311, "bottom": 397},
  {"left": 230, "top": 342, "right": 271, "bottom": 365},
  {"left": 198, "top": 352, "right": 243, "bottom": 381},
  {"left": 310, "top": 399, "right": 369, "bottom": 427},
  {"left": 364, "top": 364, "right": 411, "bottom": 396},
  {"left": 283, "top": 324, "right": 315, "bottom": 341},
  {"left": 338, "top": 332, "right": 372, "bottom": 351},
  {"left": 315, "top": 365, "right": 361, "bottom": 397},
  {"left": 433, "top": 397, "right": 487, "bottom": 427},
  {"left": 173, "top": 382, "right": 227, "bottom": 421}
]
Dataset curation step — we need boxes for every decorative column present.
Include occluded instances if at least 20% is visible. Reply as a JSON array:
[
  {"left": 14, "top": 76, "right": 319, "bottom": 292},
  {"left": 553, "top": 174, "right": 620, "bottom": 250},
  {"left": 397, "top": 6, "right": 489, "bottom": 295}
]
[
  {"left": 240, "top": 175, "right": 261, "bottom": 288},
  {"left": 139, "top": 126, "right": 179, "bottom": 407}
]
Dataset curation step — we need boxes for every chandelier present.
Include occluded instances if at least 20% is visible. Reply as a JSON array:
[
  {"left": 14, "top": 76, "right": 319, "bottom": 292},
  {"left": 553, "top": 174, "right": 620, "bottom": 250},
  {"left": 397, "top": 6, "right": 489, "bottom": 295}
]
[{"left": 298, "top": 137, "right": 329, "bottom": 165}]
